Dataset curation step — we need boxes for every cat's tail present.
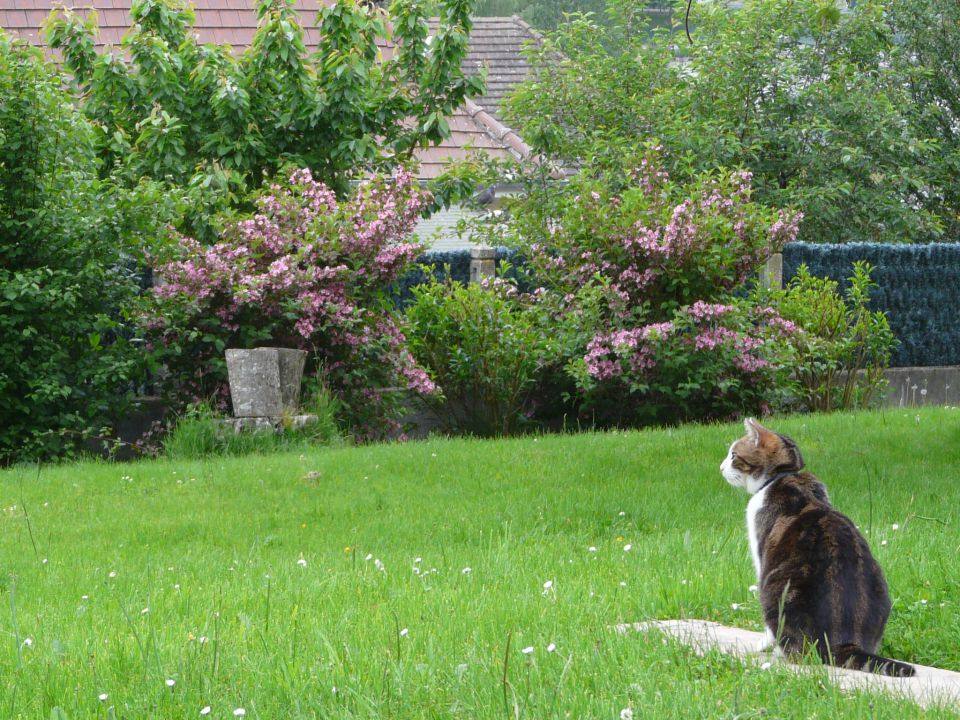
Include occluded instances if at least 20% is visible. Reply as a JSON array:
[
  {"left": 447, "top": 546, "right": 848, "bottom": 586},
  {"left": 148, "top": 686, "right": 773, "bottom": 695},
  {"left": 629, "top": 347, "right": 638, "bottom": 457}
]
[{"left": 830, "top": 644, "right": 915, "bottom": 677}]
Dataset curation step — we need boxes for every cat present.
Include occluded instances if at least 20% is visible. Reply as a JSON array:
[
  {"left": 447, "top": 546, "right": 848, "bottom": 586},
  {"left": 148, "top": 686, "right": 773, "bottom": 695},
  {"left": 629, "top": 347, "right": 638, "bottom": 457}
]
[{"left": 720, "top": 417, "right": 914, "bottom": 677}]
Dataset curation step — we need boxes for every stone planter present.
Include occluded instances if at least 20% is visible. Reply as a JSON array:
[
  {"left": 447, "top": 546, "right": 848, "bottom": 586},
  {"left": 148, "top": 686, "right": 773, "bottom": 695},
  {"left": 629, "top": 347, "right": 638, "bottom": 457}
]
[{"left": 225, "top": 347, "right": 307, "bottom": 418}]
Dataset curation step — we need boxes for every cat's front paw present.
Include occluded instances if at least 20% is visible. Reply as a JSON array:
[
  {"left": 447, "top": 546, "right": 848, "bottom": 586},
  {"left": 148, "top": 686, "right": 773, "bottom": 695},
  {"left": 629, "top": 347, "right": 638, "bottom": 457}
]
[{"left": 756, "top": 628, "right": 776, "bottom": 653}]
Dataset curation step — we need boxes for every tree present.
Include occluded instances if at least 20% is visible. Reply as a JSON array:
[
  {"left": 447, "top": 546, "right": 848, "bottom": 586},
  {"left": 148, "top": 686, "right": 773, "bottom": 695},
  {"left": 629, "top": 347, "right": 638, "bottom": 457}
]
[
  {"left": 507, "top": 0, "right": 942, "bottom": 243},
  {"left": 888, "top": 0, "right": 960, "bottom": 241},
  {"left": 0, "top": 34, "right": 174, "bottom": 464},
  {"left": 47, "top": 0, "right": 485, "bottom": 238}
]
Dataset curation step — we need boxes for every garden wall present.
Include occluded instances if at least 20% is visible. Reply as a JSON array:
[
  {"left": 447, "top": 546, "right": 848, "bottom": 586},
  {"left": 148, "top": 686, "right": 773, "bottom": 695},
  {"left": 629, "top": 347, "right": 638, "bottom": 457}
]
[{"left": 782, "top": 242, "right": 960, "bottom": 368}]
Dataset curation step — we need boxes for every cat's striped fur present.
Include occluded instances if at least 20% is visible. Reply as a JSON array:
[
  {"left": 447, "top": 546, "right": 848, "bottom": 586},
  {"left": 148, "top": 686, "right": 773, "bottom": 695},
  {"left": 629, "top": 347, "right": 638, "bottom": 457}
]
[{"left": 721, "top": 418, "right": 914, "bottom": 677}]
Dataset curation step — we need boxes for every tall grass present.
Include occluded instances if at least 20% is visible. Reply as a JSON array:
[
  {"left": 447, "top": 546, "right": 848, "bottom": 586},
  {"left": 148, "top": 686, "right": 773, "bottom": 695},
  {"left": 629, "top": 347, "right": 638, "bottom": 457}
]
[
  {"left": 1, "top": 409, "right": 958, "bottom": 718},
  {"left": 163, "top": 381, "right": 342, "bottom": 460}
]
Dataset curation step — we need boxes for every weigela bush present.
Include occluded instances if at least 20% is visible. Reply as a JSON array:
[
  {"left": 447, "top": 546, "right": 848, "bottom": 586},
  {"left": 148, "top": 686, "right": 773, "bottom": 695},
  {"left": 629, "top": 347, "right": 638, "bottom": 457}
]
[
  {"left": 569, "top": 300, "right": 801, "bottom": 426},
  {"left": 511, "top": 150, "right": 802, "bottom": 324},
  {"left": 140, "top": 167, "right": 436, "bottom": 439}
]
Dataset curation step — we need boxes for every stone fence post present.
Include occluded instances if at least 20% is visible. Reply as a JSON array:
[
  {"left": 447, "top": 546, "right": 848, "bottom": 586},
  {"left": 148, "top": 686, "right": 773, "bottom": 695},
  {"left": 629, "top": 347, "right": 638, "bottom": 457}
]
[
  {"left": 761, "top": 252, "right": 783, "bottom": 290},
  {"left": 469, "top": 246, "right": 496, "bottom": 284}
]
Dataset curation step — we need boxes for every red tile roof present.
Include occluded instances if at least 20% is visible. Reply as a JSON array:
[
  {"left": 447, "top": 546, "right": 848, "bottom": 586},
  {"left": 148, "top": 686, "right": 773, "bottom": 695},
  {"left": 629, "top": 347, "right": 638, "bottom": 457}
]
[{"left": 0, "top": 2, "right": 535, "bottom": 177}]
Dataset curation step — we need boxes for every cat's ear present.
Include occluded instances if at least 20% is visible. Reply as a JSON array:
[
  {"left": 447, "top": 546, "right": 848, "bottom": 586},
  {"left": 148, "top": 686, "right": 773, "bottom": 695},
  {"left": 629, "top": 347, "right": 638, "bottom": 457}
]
[{"left": 745, "top": 417, "right": 775, "bottom": 448}]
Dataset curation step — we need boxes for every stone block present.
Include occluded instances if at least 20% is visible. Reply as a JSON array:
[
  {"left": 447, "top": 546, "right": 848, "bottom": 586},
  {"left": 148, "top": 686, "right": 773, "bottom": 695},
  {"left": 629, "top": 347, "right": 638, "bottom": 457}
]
[
  {"left": 619, "top": 619, "right": 960, "bottom": 709},
  {"left": 225, "top": 347, "right": 307, "bottom": 417},
  {"left": 215, "top": 414, "right": 318, "bottom": 434},
  {"left": 470, "top": 245, "right": 497, "bottom": 283}
]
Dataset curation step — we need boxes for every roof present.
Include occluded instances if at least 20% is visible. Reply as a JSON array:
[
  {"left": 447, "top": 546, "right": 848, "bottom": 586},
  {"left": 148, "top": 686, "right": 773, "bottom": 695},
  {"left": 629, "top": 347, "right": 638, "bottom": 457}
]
[{"left": 0, "top": 2, "right": 536, "bottom": 178}]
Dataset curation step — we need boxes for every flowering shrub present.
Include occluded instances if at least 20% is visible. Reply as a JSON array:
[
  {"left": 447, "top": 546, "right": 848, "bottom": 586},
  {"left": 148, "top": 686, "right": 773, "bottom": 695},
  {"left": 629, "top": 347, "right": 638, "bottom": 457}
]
[
  {"left": 140, "top": 167, "right": 436, "bottom": 439},
  {"left": 569, "top": 300, "right": 800, "bottom": 426},
  {"left": 510, "top": 149, "right": 802, "bottom": 323}
]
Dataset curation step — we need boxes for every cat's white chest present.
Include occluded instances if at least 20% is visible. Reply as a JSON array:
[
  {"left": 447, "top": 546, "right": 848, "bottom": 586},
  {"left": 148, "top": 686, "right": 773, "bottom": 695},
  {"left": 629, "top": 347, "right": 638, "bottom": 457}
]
[{"left": 746, "top": 486, "right": 768, "bottom": 581}]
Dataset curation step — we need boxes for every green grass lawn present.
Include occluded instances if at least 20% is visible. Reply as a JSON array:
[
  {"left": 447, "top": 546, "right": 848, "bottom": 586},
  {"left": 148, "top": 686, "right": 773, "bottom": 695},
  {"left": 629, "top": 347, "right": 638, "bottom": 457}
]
[{"left": 2, "top": 408, "right": 959, "bottom": 718}]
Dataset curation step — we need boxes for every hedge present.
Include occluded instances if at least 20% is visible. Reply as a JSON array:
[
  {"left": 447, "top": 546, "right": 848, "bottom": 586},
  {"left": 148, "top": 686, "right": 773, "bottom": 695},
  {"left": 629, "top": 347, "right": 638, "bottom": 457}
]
[{"left": 783, "top": 242, "right": 960, "bottom": 368}]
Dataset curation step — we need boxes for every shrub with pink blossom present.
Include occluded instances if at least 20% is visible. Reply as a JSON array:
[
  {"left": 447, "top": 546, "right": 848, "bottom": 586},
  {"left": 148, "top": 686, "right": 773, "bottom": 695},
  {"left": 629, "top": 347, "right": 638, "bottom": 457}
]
[
  {"left": 508, "top": 149, "right": 802, "bottom": 324},
  {"left": 569, "top": 300, "right": 800, "bottom": 426},
  {"left": 139, "top": 166, "right": 436, "bottom": 439}
]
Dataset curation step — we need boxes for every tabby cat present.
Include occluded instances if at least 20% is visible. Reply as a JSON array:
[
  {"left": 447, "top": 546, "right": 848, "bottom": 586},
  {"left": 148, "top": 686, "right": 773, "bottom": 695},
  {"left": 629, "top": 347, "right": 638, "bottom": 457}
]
[{"left": 720, "top": 418, "right": 914, "bottom": 677}]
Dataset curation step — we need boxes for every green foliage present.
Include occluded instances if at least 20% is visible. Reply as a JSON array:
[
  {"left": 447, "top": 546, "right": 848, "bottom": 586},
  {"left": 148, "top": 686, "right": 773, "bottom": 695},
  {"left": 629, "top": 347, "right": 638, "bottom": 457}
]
[
  {"left": 0, "top": 34, "right": 175, "bottom": 465},
  {"left": 506, "top": 0, "right": 944, "bottom": 243},
  {"left": 404, "top": 272, "right": 601, "bottom": 435},
  {"left": 755, "top": 262, "right": 896, "bottom": 412},
  {"left": 47, "top": 0, "right": 485, "bottom": 238},
  {"left": 889, "top": 0, "right": 960, "bottom": 242},
  {"left": 783, "top": 242, "right": 960, "bottom": 367},
  {"left": 163, "top": 383, "right": 342, "bottom": 459}
]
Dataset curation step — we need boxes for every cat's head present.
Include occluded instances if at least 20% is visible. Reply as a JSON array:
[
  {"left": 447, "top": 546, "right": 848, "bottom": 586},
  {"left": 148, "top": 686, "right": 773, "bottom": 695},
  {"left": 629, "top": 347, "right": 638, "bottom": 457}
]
[{"left": 721, "top": 418, "right": 805, "bottom": 494}]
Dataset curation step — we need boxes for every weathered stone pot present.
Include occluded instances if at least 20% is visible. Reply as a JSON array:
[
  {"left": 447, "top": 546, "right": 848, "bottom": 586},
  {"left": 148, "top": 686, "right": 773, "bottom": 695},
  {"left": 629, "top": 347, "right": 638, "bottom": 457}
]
[{"left": 225, "top": 347, "right": 307, "bottom": 418}]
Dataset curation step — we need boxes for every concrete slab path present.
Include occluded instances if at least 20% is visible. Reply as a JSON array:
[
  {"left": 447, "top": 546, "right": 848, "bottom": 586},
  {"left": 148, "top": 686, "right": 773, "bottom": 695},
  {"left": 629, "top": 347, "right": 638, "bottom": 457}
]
[{"left": 616, "top": 619, "right": 960, "bottom": 710}]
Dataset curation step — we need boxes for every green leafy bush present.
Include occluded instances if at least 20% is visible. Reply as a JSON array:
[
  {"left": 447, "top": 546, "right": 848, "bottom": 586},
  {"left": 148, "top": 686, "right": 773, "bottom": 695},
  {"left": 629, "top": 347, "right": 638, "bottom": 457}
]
[
  {"left": 756, "top": 262, "right": 896, "bottom": 412},
  {"left": 404, "top": 272, "right": 602, "bottom": 435},
  {"left": 0, "top": 34, "right": 174, "bottom": 465}
]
